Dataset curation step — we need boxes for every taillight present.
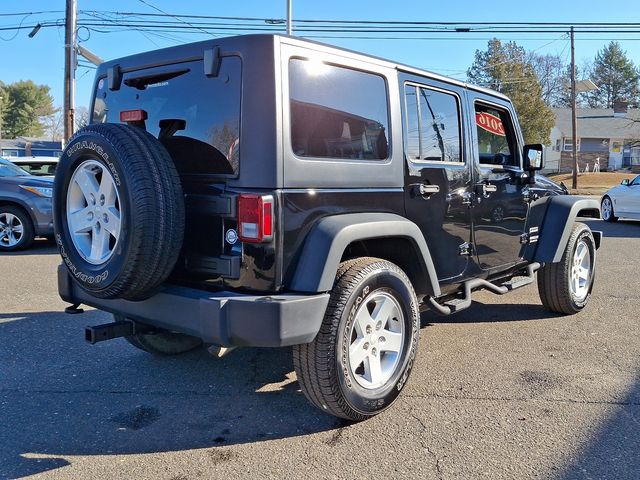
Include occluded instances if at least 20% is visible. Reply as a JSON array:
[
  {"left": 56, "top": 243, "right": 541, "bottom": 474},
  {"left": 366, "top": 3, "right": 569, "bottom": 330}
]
[{"left": 238, "top": 194, "right": 274, "bottom": 243}]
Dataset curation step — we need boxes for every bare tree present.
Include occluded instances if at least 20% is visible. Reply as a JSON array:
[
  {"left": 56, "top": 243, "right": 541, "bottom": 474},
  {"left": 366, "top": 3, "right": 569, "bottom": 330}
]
[
  {"left": 75, "top": 106, "right": 90, "bottom": 130},
  {"left": 42, "top": 108, "right": 64, "bottom": 141}
]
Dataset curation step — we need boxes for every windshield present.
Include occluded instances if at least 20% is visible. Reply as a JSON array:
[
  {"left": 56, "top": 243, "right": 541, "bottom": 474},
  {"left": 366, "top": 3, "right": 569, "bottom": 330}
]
[{"left": 0, "top": 160, "right": 30, "bottom": 177}]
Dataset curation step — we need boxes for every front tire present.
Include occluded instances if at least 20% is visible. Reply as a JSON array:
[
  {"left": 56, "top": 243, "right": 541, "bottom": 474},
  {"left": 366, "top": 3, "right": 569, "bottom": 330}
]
[
  {"left": 537, "top": 222, "right": 596, "bottom": 314},
  {"left": 601, "top": 196, "right": 618, "bottom": 222},
  {"left": 293, "top": 258, "right": 420, "bottom": 421},
  {"left": 0, "top": 206, "right": 34, "bottom": 251}
]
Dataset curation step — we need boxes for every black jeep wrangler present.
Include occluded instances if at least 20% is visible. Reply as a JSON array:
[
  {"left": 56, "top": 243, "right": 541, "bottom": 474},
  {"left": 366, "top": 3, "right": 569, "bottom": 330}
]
[{"left": 53, "top": 34, "right": 602, "bottom": 421}]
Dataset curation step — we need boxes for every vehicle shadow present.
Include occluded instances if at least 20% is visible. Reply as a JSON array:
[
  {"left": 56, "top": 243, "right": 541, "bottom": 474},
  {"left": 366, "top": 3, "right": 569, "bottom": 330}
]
[
  {"left": 582, "top": 218, "right": 640, "bottom": 239},
  {"left": 421, "top": 301, "right": 561, "bottom": 327},
  {"left": 0, "top": 310, "right": 343, "bottom": 478},
  {"left": 1, "top": 238, "right": 57, "bottom": 256},
  {"left": 560, "top": 375, "right": 640, "bottom": 479}
]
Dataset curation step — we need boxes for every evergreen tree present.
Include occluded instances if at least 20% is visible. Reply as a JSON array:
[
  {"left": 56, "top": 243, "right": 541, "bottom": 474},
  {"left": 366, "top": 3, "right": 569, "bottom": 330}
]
[
  {"left": 468, "top": 39, "right": 555, "bottom": 144},
  {"left": 2, "top": 80, "right": 55, "bottom": 138},
  {"left": 588, "top": 41, "right": 640, "bottom": 107}
]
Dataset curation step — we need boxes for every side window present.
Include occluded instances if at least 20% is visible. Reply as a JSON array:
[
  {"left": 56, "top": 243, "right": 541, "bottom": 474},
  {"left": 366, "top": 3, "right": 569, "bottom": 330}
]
[
  {"left": 631, "top": 176, "right": 640, "bottom": 186},
  {"left": 289, "top": 58, "right": 389, "bottom": 161},
  {"left": 404, "top": 84, "right": 462, "bottom": 163},
  {"left": 474, "top": 104, "right": 518, "bottom": 167}
]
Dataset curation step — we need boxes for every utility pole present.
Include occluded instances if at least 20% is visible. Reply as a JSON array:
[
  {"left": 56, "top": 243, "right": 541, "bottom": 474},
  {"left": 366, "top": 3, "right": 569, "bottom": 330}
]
[
  {"left": 570, "top": 26, "right": 578, "bottom": 190},
  {"left": 64, "top": 0, "right": 77, "bottom": 143},
  {"left": 286, "top": 0, "right": 293, "bottom": 35}
]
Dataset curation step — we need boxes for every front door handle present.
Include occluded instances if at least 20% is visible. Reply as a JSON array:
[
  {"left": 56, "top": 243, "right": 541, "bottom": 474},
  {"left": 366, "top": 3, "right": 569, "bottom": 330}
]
[{"left": 475, "top": 182, "right": 497, "bottom": 197}]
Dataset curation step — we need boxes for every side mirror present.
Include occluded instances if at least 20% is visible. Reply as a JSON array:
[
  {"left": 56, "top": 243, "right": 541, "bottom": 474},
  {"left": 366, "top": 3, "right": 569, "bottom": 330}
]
[
  {"left": 523, "top": 144, "right": 544, "bottom": 171},
  {"left": 621, "top": 178, "right": 630, "bottom": 186}
]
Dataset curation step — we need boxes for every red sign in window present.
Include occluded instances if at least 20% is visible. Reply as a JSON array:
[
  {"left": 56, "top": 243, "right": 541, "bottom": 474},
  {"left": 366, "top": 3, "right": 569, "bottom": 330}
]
[{"left": 476, "top": 112, "right": 506, "bottom": 137}]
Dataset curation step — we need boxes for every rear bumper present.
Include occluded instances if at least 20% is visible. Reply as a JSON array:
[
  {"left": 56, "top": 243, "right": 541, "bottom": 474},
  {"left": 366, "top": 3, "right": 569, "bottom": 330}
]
[{"left": 58, "top": 265, "right": 329, "bottom": 347}]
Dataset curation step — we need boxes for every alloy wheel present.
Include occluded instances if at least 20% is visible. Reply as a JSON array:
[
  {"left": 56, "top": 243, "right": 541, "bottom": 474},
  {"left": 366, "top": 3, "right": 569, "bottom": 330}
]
[
  {"left": 66, "top": 159, "right": 122, "bottom": 265},
  {"left": 348, "top": 291, "right": 405, "bottom": 389},
  {"left": 0, "top": 212, "right": 24, "bottom": 247}
]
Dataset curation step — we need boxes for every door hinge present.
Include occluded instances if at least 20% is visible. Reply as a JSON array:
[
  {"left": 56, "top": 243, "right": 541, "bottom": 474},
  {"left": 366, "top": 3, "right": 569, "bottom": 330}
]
[{"left": 458, "top": 242, "right": 474, "bottom": 256}]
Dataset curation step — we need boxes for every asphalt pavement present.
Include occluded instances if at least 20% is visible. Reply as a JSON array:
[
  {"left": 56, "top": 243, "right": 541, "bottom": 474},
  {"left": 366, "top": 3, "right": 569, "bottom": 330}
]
[{"left": 1, "top": 219, "right": 639, "bottom": 479}]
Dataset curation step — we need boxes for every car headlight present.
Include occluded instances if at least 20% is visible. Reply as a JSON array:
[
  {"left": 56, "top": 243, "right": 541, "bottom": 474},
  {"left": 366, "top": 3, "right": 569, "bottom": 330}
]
[{"left": 20, "top": 185, "right": 53, "bottom": 198}]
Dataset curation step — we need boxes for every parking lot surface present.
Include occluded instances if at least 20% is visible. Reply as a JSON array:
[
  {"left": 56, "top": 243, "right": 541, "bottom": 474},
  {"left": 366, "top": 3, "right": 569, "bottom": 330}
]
[{"left": 1, "top": 219, "right": 639, "bottom": 479}]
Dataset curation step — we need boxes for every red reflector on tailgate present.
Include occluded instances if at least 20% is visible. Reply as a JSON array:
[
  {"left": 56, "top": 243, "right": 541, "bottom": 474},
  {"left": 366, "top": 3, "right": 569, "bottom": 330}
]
[{"left": 119, "top": 109, "right": 148, "bottom": 123}]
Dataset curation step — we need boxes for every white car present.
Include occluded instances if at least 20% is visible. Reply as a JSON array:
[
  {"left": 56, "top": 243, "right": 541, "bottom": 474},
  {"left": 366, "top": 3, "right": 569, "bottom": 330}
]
[
  {"left": 601, "top": 175, "right": 640, "bottom": 221},
  {"left": 8, "top": 156, "right": 59, "bottom": 176}
]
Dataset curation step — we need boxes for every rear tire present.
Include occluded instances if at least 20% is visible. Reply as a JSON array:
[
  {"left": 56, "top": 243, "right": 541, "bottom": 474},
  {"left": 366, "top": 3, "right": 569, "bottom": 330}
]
[
  {"left": 0, "top": 205, "right": 34, "bottom": 251},
  {"left": 537, "top": 222, "right": 596, "bottom": 314},
  {"left": 601, "top": 196, "right": 618, "bottom": 222},
  {"left": 293, "top": 257, "right": 420, "bottom": 421}
]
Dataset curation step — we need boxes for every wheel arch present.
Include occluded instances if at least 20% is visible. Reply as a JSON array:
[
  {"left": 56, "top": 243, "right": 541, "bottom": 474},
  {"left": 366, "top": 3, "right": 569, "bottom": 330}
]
[
  {"left": 527, "top": 195, "right": 601, "bottom": 263},
  {"left": 289, "top": 213, "right": 441, "bottom": 297}
]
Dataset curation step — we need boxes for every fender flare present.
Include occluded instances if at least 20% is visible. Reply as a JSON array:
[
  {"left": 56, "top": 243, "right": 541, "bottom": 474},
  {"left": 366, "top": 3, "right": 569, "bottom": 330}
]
[
  {"left": 289, "top": 212, "right": 441, "bottom": 296},
  {"left": 527, "top": 195, "right": 601, "bottom": 263}
]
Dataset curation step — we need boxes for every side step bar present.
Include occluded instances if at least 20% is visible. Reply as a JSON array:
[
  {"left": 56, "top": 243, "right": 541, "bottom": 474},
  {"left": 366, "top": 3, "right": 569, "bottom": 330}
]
[{"left": 427, "top": 262, "right": 541, "bottom": 316}]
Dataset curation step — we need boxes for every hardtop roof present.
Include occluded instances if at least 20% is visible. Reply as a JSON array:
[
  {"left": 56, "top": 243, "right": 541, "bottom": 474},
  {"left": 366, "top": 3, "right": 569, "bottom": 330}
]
[{"left": 97, "top": 34, "right": 509, "bottom": 102}]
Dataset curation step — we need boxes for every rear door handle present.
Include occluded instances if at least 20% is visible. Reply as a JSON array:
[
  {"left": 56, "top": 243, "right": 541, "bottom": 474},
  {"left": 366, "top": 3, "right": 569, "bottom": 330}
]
[{"left": 412, "top": 183, "right": 440, "bottom": 198}]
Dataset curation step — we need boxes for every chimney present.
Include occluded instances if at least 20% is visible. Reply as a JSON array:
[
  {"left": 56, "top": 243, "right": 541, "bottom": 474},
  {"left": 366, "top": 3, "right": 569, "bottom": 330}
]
[{"left": 613, "top": 100, "right": 629, "bottom": 117}]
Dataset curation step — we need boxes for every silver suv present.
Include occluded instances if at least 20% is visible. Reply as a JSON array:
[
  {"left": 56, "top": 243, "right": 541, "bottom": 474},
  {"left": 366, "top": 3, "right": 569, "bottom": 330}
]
[{"left": 0, "top": 158, "right": 54, "bottom": 251}]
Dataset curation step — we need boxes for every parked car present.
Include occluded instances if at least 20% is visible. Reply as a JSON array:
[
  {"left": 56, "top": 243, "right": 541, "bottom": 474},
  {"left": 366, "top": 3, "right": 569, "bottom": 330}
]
[
  {"left": 53, "top": 34, "right": 601, "bottom": 421},
  {"left": 480, "top": 174, "right": 569, "bottom": 224},
  {"left": 601, "top": 175, "right": 640, "bottom": 221},
  {"left": 9, "top": 156, "right": 59, "bottom": 176},
  {"left": 0, "top": 158, "right": 54, "bottom": 250}
]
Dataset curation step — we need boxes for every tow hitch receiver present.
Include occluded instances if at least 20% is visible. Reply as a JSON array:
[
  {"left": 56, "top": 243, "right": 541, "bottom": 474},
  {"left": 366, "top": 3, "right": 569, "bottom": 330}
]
[{"left": 85, "top": 320, "right": 140, "bottom": 344}]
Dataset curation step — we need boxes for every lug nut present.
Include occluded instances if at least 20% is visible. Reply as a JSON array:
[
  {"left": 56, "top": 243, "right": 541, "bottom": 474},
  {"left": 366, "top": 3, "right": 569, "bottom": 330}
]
[
  {"left": 363, "top": 342, "right": 369, "bottom": 350},
  {"left": 375, "top": 321, "right": 382, "bottom": 331},
  {"left": 372, "top": 348, "right": 377, "bottom": 356},
  {"left": 366, "top": 325, "right": 372, "bottom": 334},
  {"left": 103, "top": 213, "right": 109, "bottom": 223},
  {"left": 379, "top": 336, "right": 385, "bottom": 343}
]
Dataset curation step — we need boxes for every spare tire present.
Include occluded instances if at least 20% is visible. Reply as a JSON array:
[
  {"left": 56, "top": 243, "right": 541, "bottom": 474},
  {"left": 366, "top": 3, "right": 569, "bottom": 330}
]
[{"left": 53, "top": 123, "right": 185, "bottom": 301}]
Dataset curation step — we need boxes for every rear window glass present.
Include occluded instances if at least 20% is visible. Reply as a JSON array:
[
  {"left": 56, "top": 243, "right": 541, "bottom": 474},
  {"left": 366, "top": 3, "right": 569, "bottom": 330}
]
[
  {"left": 92, "top": 57, "right": 242, "bottom": 176},
  {"left": 289, "top": 58, "right": 389, "bottom": 161},
  {"left": 404, "top": 84, "right": 461, "bottom": 163}
]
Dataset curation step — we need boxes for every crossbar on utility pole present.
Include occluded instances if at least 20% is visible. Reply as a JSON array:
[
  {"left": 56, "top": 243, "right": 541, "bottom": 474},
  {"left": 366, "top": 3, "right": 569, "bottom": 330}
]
[
  {"left": 570, "top": 26, "right": 578, "bottom": 190},
  {"left": 286, "top": 0, "right": 293, "bottom": 35},
  {"left": 64, "top": 0, "right": 77, "bottom": 143}
]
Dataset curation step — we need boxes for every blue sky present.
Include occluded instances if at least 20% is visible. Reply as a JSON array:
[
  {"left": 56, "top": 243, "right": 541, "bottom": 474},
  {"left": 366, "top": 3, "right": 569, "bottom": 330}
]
[{"left": 1, "top": 0, "right": 640, "bottom": 112}]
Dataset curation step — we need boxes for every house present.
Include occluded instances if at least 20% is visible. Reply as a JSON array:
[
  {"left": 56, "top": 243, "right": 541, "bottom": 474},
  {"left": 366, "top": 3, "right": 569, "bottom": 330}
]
[
  {"left": 0, "top": 137, "right": 63, "bottom": 158},
  {"left": 545, "top": 103, "right": 640, "bottom": 173}
]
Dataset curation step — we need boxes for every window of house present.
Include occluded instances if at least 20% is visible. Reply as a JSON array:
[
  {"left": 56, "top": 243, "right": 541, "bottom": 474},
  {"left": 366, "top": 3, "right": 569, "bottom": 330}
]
[
  {"left": 404, "top": 84, "right": 461, "bottom": 162},
  {"left": 289, "top": 59, "right": 389, "bottom": 161},
  {"left": 474, "top": 104, "right": 518, "bottom": 167},
  {"left": 563, "top": 138, "right": 580, "bottom": 152}
]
